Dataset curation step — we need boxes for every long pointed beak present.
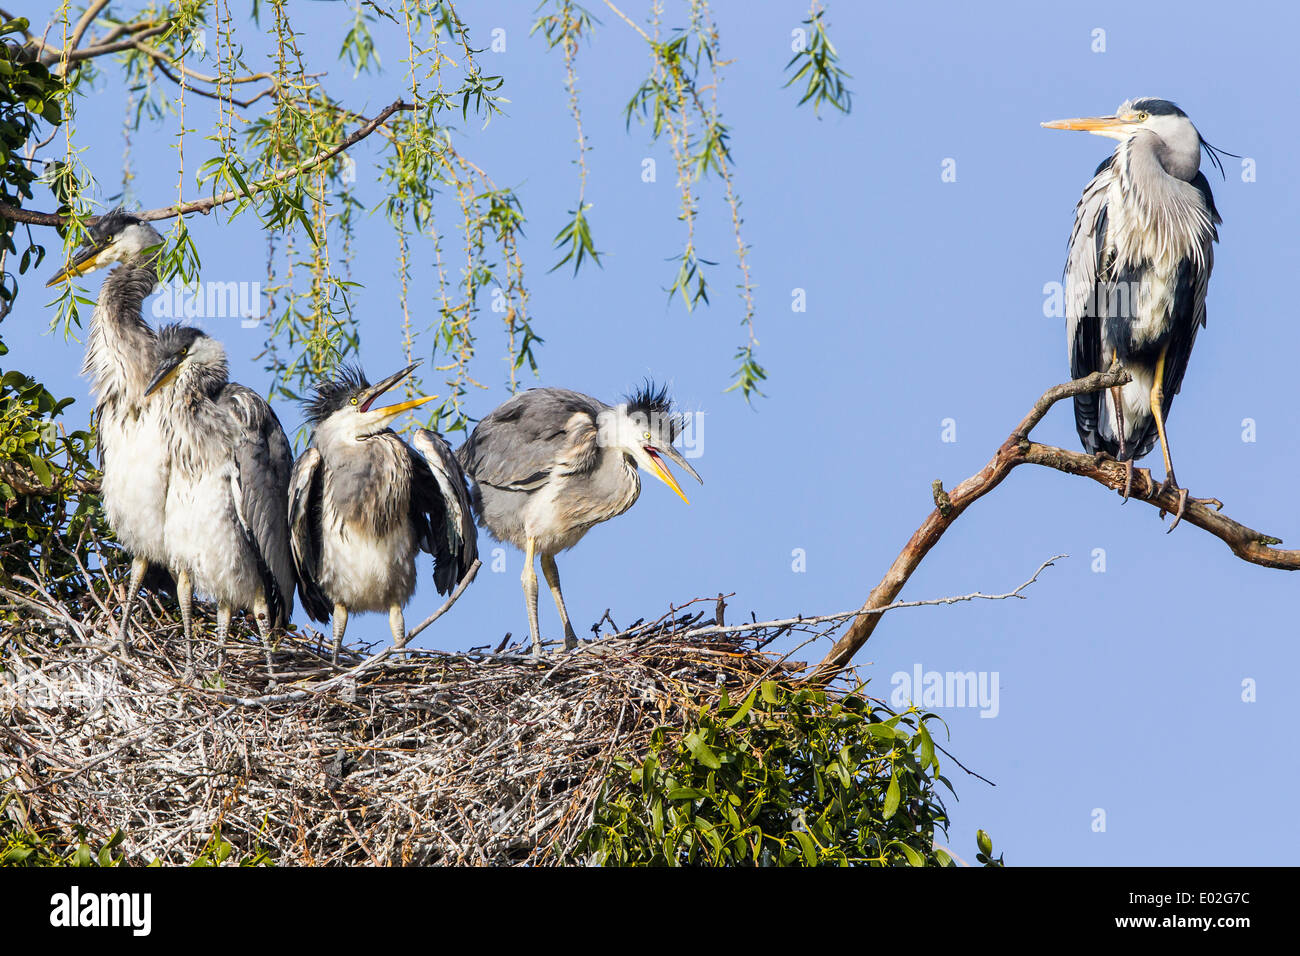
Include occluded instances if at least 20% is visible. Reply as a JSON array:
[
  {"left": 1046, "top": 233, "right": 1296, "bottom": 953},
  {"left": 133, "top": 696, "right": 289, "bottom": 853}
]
[
  {"left": 357, "top": 362, "right": 421, "bottom": 412},
  {"left": 1041, "top": 115, "right": 1127, "bottom": 132},
  {"left": 358, "top": 362, "right": 437, "bottom": 425},
  {"left": 45, "top": 242, "right": 109, "bottom": 288},
  {"left": 644, "top": 444, "right": 703, "bottom": 505},
  {"left": 144, "top": 357, "right": 183, "bottom": 397},
  {"left": 370, "top": 394, "right": 438, "bottom": 424}
]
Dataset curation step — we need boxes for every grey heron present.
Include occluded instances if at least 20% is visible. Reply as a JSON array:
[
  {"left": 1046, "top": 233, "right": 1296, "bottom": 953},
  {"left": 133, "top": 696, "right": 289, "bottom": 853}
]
[
  {"left": 1043, "top": 97, "right": 1226, "bottom": 529},
  {"left": 288, "top": 364, "right": 478, "bottom": 663},
  {"left": 144, "top": 324, "right": 295, "bottom": 672},
  {"left": 457, "top": 382, "right": 702, "bottom": 655},
  {"left": 45, "top": 209, "right": 170, "bottom": 653}
]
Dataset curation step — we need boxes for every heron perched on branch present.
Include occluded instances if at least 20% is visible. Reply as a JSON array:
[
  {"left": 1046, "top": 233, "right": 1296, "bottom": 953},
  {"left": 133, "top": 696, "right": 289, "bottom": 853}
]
[
  {"left": 45, "top": 210, "right": 170, "bottom": 653},
  {"left": 458, "top": 383, "right": 702, "bottom": 656},
  {"left": 288, "top": 364, "right": 478, "bottom": 663},
  {"left": 1043, "top": 97, "right": 1227, "bottom": 528},
  {"left": 144, "top": 325, "right": 295, "bottom": 672}
]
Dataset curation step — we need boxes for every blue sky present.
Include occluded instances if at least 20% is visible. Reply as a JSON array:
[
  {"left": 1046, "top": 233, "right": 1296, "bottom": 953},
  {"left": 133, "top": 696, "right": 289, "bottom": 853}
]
[{"left": 9, "top": 0, "right": 1298, "bottom": 865}]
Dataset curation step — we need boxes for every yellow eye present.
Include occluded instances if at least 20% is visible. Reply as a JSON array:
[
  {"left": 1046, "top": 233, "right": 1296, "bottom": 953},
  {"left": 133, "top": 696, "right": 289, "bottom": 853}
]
[
  {"left": 643, "top": 431, "right": 652, "bottom": 441},
  {"left": 1136, "top": 111, "right": 1149, "bottom": 121},
  {"left": 180, "top": 347, "right": 188, "bottom": 356},
  {"left": 350, "top": 397, "right": 358, "bottom": 406}
]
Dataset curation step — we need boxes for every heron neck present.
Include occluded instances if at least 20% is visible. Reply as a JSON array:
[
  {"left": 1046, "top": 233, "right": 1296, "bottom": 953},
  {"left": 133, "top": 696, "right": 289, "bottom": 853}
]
[{"left": 83, "top": 264, "right": 161, "bottom": 405}]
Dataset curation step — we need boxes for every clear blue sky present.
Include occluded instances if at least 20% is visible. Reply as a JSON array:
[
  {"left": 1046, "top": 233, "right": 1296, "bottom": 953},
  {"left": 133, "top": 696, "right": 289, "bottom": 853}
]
[{"left": 10, "top": 0, "right": 1298, "bottom": 865}]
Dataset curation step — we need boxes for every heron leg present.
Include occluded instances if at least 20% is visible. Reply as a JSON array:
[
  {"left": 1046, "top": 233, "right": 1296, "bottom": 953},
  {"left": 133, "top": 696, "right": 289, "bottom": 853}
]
[
  {"left": 389, "top": 605, "right": 407, "bottom": 652},
  {"left": 1108, "top": 386, "right": 1134, "bottom": 501},
  {"left": 540, "top": 553, "right": 578, "bottom": 651},
  {"left": 331, "top": 603, "right": 349, "bottom": 665},
  {"left": 253, "top": 593, "right": 276, "bottom": 676},
  {"left": 1149, "top": 347, "right": 1188, "bottom": 532},
  {"left": 177, "top": 569, "right": 195, "bottom": 673},
  {"left": 215, "top": 604, "right": 232, "bottom": 673},
  {"left": 115, "top": 556, "right": 149, "bottom": 658},
  {"left": 522, "top": 536, "right": 542, "bottom": 656}
]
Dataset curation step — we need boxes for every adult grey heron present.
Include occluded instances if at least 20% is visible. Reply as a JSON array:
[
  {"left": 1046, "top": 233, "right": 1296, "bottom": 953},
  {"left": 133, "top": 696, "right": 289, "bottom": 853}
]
[
  {"left": 287, "top": 364, "right": 478, "bottom": 663},
  {"left": 144, "top": 324, "right": 295, "bottom": 672},
  {"left": 45, "top": 209, "right": 169, "bottom": 652},
  {"left": 457, "top": 382, "right": 702, "bottom": 655},
  {"left": 1043, "top": 97, "right": 1226, "bottom": 529}
]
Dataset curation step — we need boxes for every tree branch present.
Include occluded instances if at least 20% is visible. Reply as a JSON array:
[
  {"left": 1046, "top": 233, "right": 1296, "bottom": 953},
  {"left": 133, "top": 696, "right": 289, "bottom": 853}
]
[
  {"left": 0, "top": 99, "right": 416, "bottom": 227},
  {"left": 0, "top": 460, "right": 99, "bottom": 496},
  {"left": 809, "top": 367, "right": 1300, "bottom": 685}
]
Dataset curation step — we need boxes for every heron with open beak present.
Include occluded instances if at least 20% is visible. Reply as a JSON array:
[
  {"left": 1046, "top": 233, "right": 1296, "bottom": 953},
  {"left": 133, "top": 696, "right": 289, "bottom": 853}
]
[
  {"left": 289, "top": 363, "right": 478, "bottom": 663},
  {"left": 457, "top": 382, "right": 702, "bottom": 655}
]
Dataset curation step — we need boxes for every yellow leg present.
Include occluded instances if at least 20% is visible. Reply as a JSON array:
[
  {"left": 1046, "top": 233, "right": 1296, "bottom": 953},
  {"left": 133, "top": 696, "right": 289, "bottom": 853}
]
[
  {"left": 1150, "top": 346, "right": 1175, "bottom": 481},
  {"left": 521, "top": 536, "right": 542, "bottom": 655},
  {"left": 1149, "top": 345, "right": 1189, "bottom": 530}
]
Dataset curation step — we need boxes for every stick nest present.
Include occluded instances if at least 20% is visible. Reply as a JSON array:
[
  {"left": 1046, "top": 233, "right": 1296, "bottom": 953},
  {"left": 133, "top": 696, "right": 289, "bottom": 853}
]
[{"left": 1, "top": 583, "right": 833, "bottom": 865}]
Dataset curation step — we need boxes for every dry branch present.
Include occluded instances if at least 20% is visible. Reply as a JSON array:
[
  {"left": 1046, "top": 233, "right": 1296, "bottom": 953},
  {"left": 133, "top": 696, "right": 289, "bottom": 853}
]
[
  {"left": 0, "top": 100, "right": 416, "bottom": 228},
  {"left": 809, "top": 368, "right": 1300, "bottom": 684},
  {"left": 0, "top": 581, "right": 818, "bottom": 865}
]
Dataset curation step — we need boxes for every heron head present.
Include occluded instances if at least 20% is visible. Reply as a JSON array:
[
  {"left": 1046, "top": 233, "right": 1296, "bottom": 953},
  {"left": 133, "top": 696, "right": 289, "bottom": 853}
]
[
  {"left": 1041, "top": 98, "right": 1229, "bottom": 180},
  {"left": 45, "top": 208, "right": 164, "bottom": 287},
  {"left": 604, "top": 380, "right": 702, "bottom": 504},
  {"left": 305, "top": 362, "right": 437, "bottom": 441},
  {"left": 144, "top": 325, "right": 227, "bottom": 398}
]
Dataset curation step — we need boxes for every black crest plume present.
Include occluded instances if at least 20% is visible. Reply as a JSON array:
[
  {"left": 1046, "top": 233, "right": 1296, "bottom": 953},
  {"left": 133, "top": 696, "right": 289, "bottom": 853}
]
[
  {"left": 624, "top": 379, "right": 681, "bottom": 442},
  {"left": 305, "top": 364, "right": 370, "bottom": 425},
  {"left": 88, "top": 206, "right": 143, "bottom": 243}
]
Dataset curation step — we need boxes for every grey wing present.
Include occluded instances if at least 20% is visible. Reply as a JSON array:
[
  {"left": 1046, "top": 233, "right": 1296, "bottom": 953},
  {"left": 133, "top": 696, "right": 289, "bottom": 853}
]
[
  {"left": 411, "top": 429, "right": 479, "bottom": 595},
  {"left": 456, "top": 388, "right": 603, "bottom": 492},
  {"left": 222, "top": 384, "right": 296, "bottom": 627},
  {"left": 287, "top": 446, "right": 331, "bottom": 623},
  {"left": 1157, "top": 172, "right": 1218, "bottom": 414},
  {"left": 1065, "top": 157, "right": 1115, "bottom": 455}
]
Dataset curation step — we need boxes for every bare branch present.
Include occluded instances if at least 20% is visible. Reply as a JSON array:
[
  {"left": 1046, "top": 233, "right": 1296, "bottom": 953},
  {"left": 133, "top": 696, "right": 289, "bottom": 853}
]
[
  {"left": 809, "top": 369, "right": 1300, "bottom": 685},
  {"left": 0, "top": 99, "right": 416, "bottom": 227},
  {"left": 0, "top": 460, "right": 99, "bottom": 496},
  {"left": 404, "top": 559, "right": 482, "bottom": 643}
]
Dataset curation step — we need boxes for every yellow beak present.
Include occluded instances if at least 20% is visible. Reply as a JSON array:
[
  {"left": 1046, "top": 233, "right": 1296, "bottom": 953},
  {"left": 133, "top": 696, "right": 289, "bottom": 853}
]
[
  {"left": 1041, "top": 115, "right": 1128, "bottom": 132},
  {"left": 646, "top": 449, "right": 690, "bottom": 505},
  {"left": 45, "top": 246, "right": 108, "bottom": 288},
  {"left": 371, "top": 394, "right": 438, "bottom": 421}
]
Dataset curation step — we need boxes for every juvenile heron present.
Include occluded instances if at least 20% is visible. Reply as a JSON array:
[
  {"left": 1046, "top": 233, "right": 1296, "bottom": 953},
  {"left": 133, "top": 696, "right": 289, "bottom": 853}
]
[
  {"left": 288, "top": 364, "right": 478, "bottom": 663},
  {"left": 144, "top": 325, "right": 295, "bottom": 671},
  {"left": 45, "top": 210, "right": 169, "bottom": 652},
  {"left": 1043, "top": 97, "right": 1225, "bottom": 528},
  {"left": 458, "top": 382, "right": 702, "bottom": 655}
]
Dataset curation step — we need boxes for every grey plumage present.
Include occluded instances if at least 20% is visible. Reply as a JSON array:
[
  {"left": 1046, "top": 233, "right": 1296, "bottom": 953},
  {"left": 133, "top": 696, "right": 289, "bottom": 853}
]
[
  {"left": 288, "top": 364, "right": 477, "bottom": 662},
  {"left": 458, "top": 382, "right": 701, "bottom": 655},
  {"left": 1046, "top": 97, "right": 1224, "bottom": 523},
  {"left": 146, "top": 324, "right": 295, "bottom": 671},
  {"left": 46, "top": 210, "right": 170, "bottom": 652}
]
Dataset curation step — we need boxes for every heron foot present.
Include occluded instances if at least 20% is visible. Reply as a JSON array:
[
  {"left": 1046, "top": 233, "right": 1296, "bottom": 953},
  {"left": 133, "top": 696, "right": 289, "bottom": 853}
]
[
  {"left": 1155, "top": 475, "right": 1189, "bottom": 533},
  {"left": 1119, "top": 459, "right": 1134, "bottom": 502}
]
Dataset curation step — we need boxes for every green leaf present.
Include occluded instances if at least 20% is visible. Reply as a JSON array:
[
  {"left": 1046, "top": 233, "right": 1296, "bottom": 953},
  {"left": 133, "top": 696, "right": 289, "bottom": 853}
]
[
  {"left": 793, "top": 831, "right": 817, "bottom": 866},
  {"left": 667, "top": 787, "right": 706, "bottom": 801},
  {"left": 724, "top": 687, "right": 758, "bottom": 727},
  {"left": 683, "top": 732, "right": 721, "bottom": 770},
  {"left": 882, "top": 774, "right": 901, "bottom": 820}
]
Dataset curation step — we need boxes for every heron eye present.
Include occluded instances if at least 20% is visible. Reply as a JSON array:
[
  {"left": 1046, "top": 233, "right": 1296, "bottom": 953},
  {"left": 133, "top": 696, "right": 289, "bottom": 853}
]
[
  {"left": 1136, "top": 111, "right": 1149, "bottom": 121},
  {"left": 642, "top": 431, "right": 652, "bottom": 441},
  {"left": 180, "top": 347, "right": 188, "bottom": 356},
  {"left": 350, "top": 397, "right": 358, "bottom": 406}
]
